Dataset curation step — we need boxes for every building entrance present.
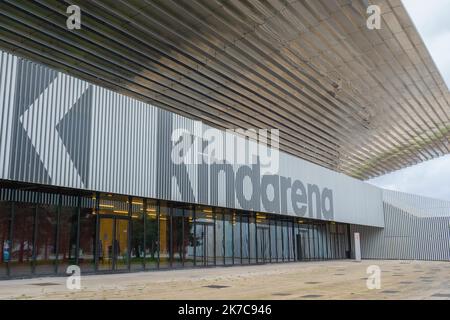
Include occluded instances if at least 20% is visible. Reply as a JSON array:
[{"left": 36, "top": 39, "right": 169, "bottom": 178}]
[
  {"left": 97, "top": 217, "right": 129, "bottom": 271},
  {"left": 195, "top": 222, "right": 214, "bottom": 266}
]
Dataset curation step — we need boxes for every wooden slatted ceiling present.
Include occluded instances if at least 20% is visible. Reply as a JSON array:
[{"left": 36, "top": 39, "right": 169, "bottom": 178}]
[{"left": 0, "top": 0, "right": 449, "bottom": 179}]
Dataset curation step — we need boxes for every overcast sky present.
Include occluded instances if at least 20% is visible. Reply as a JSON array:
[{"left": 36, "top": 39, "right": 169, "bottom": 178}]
[{"left": 368, "top": 0, "right": 450, "bottom": 200}]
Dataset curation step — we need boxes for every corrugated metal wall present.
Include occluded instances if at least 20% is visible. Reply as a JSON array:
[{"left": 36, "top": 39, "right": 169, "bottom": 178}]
[
  {"left": 0, "top": 51, "right": 17, "bottom": 180},
  {"left": 351, "top": 190, "right": 450, "bottom": 261},
  {"left": 90, "top": 85, "right": 158, "bottom": 197},
  {"left": 382, "top": 189, "right": 450, "bottom": 217},
  {"left": 0, "top": 49, "right": 384, "bottom": 226}
]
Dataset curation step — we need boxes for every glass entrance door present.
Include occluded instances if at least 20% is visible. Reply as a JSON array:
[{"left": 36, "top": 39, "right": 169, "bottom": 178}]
[
  {"left": 298, "top": 227, "right": 310, "bottom": 260},
  {"left": 114, "top": 219, "right": 129, "bottom": 270},
  {"left": 98, "top": 218, "right": 113, "bottom": 271},
  {"left": 195, "top": 222, "right": 214, "bottom": 266},
  {"left": 257, "top": 227, "right": 270, "bottom": 263},
  {"left": 98, "top": 217, "right": 129, "bottom": 271}
]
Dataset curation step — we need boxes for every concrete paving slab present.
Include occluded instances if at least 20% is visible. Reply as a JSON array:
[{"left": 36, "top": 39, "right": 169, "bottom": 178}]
[{"left": 0, "top": 260, "right": 449, "bottom": 300}]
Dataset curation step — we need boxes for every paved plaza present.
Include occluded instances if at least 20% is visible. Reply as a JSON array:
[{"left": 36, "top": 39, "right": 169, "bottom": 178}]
[{"left": 0, "top": 260, "right": 449, "bottom": 300}]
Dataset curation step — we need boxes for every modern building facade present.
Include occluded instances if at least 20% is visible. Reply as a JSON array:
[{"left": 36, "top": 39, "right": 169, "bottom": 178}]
[
  {"left": 0, "top": 48, "right": 449, "bottom": 279},
  {"left": 0, "top": 0, "right": 450, "bottom": 279},
  {"left": 353, "top": 189, "right": 450, "bottom": 261}
]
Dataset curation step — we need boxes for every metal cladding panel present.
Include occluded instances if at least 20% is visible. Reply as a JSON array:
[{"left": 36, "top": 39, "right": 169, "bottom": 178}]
[
  {"left": 278, "top": 153, "right": 384, "bottom": 227},
  {"left": 351, "top": 191, "right": 450, "bottom": 261},
  {"left": 89, "top": 86, "right": 158, "bottom": 197},
  {"left": 167, "top": 112, "right": 201, "bottom": 204},
  {"left": 0, "top": 51, "right": 18, "bottom": 179},
  {"left": 382, "top": 189, "right": 450, "bottom": 217},
  {"left": 0, "top": 49, "right": 385, "bottom": 226}
]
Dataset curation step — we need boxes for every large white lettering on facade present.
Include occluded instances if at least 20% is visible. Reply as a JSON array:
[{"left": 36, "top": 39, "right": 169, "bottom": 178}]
[{"left": 170, "top": 130, "right": 334, "bottom": 219}]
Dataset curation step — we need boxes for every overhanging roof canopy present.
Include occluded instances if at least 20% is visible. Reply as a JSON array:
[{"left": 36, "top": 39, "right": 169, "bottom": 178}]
[{"left": 0, "top": 0, "right": 449, "bottom": 179}]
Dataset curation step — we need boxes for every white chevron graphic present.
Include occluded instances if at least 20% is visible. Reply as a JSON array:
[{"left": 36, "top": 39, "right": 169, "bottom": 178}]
[{"left": 19, "top": 73, "right": 89, "bottom": 188}]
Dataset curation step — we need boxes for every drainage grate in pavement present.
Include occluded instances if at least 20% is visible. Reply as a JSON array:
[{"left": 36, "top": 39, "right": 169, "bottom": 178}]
[
  {"left": 272, "top": 292, "right": 291, "bottom": 296},
  {"left": 399, "top": 281, "right": 413, "bottom": 284},
  {"left": 431, "top": 293, "right": 450, "bottom": 298},
  {"left": 381, "top": 290, "right": 399, "bottom": 294},
  {"left": 392, "top": 274, "right": 404, "bottom": 277},
  {"left": 334, "top": 273, "right": 345, "bottom": 276},
  {"left": 305, "top": 282, "right": 321, "bottom": 284},
  {"left": 29, "top": 282, "right": 60, "bottom": 287},
  {"left": 301, "top": 295, "right": 323, "bottom": 298},
  {"left": 203, "top": 285, "right": 230, "bottom": 289},
  {"left": 420, "top": 277, "right": 433, "bottom": 279}
]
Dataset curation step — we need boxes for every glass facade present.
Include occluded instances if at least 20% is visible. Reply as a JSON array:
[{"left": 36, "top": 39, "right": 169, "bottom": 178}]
[
  {"left": 194, "top": 206, "right": 215, "bottom": 266},
  {"left": 130, "top": 199, "right": 145, "bottom": 271},
  {"left": 215, "top": 209, "right": 224, "bottom": 266},
  {"left": 256, "top": 214, "right": 270, "bottom": 264},
  {"left": 224, "top": 212, "right": 233, "bottom": 265},
  {"left": 0, "top": 202, "right": 11, "bottom": 277},
  {"left": 0, "top": 183, "right": 351, "bottom": 279},
  {"left": 182, "top": 206, "right": 194, "bottom": 268},
  {"left": 159, "top": 202, "right": 170, "bottom": 269},
  {"left": 10, "top": 203, "right": 35, "bottom": 277},
  {"left": 34, "top": 204, "right": 58, "bottom": 275},
  {"left": 232, "top": 211, "right": 241, "bottom": 265},
  {"left": 145, "top": 200, "right": 158, "bottom": 269},
  {"left": 171, "top": 206, "right": 183, "bottom": 268},
  {"left": 57, "top": 205, "right": 77, "bottom": 274},
  {"left": 78, "top": 203, "right": 96, "bottom": 273}
]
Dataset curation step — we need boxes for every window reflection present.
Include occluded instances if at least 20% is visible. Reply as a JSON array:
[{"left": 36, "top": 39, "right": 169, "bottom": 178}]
[
  {"left": 329, "top": 223, "right": 337, "bottom": 260},
  {"left": 256, "top": 213, "right": 270, "bottom": 264},
  {"left": 34, "top": 204, "right": 58, "bottom": 275},
  {"left": 282, "top": 220, "right": 291, "bottom": 261},
  {"left": 232, "top": 211, "right": 241, "bottom": 264},
  {"left": 224, "top": 212, "right": 233, "bottom": 265},
  {"left": 78, "top": 197, "right": 96, "bottom": 272},
  {"left": 276, "top": 220, "right": 282, "bottom": 262},
  {"left": 194, "top": 206, "right": 215, "bottom": 266},
  {"left": 183, "top": 206, "right": 194, "bottom": 267},
  {"left": 98, "top": 193, "right": 129, "bottom": 216},
  {"left": 171, "top": 206, "right": 184, "bottom": 268},
  {"left": 10, "top": 203, "right": 34, "bottom": 277},
  {"left": 130, "top": 198, "right": 145, "bottom": 271},
  {"left": 215, "top": 209, "right": 224, "bottom": 266},
  {"left": 114, "top": 218, "right": 129, "bottom": 270},
  {"left": 145, "top": 200, "right": 158, "bottom": 269},
  {"left": 57, "top": 202, "right": 77, "bottom": 274},
  {"left": 298, "top": 222, "right": 309, "bottom": 260},
  {"left": 159, "top": 202, "right": 170, "bottom": 268},
  {"left": 270, "top": 217, "right": 277, "bottom": 262},
  {"left": 0, "top": 202, "right": 11, "bottom": 277},
  {"left": 0, "top": 184, "right": 354, "bottom": 278},
  {"left": 241, "top": 214, "right": 249, "bottom": 264},
  {"left": 249, "top": 213, "right": 256, "bottom": 264}
]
